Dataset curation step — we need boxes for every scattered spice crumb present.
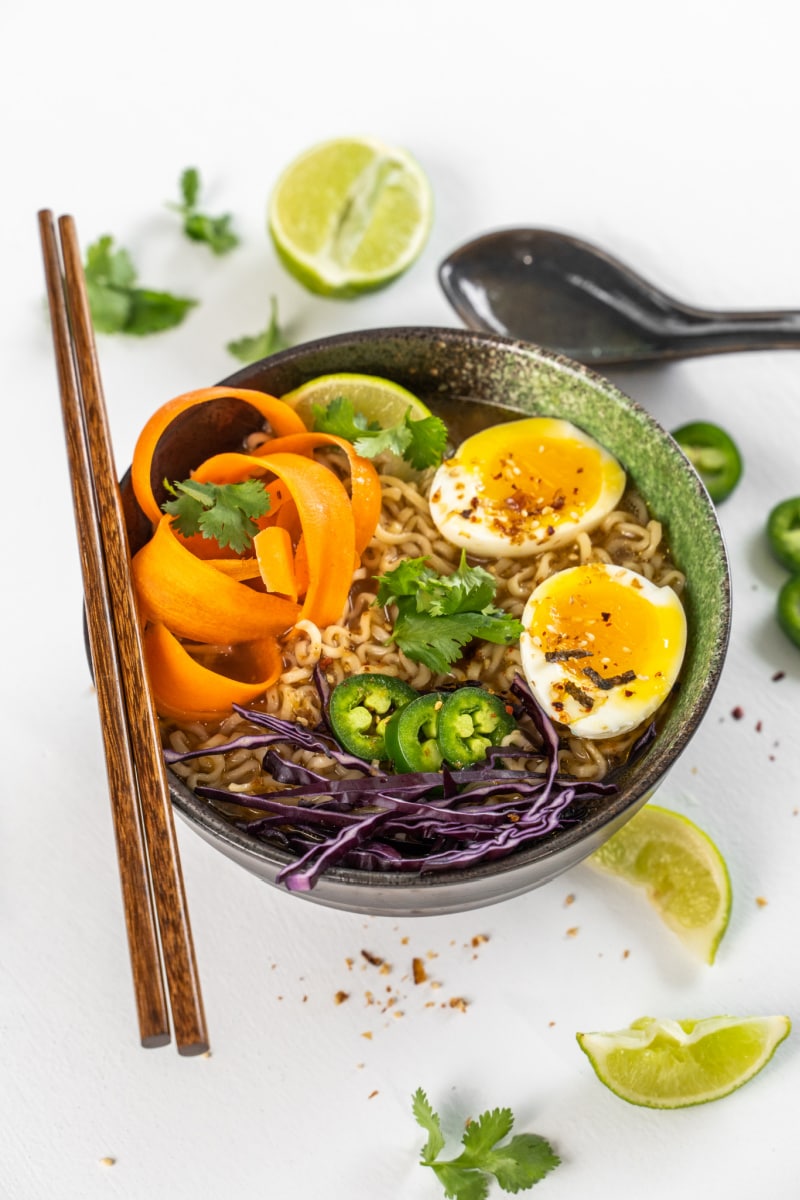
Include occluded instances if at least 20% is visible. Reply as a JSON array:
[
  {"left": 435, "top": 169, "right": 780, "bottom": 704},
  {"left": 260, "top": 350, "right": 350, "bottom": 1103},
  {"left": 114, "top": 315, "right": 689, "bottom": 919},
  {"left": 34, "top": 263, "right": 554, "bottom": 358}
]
[
  {"left": 430, "top": 980, "right": 443, "bottom": 990},
  {"left": 368, "top": 1090, "right": 379, "bottom": 1099},
  {"left": 772, "top": 671, "right": 786, "bottom": 682},
  {"left": 548, "top": 1021, "right": 556, "bottom": 1028},
  {"left": 379, "top": 962, "right": 391, "bottom": 976},
  {"left": 302, "top": 995, "right": 308, "bottom": 1003},
  {"left": 756, "top": 896, "right": 769, "bottom": 908},
  {"left": 334, "top": 991, "right": 350, "bottom": 1005},
  {"left": 622, "top": 949, "right": 630, "bottom": 959},
  {"left": 755, "top": 721, "right": 763, "bottom": 733},
  {"left": 99, "top": 1158, "right": 116, "bottom": 1168},
  {"left": 361, "top": 950, "right": 384, "bottom": 967},
  {"left": 449, "top": 997, "right": 469, "bottom": 1013},
  {"left": 393, "top": 1010, "right": 405, "bottom": 1019},
  {"left": 361, "top": 1031, "right": 373, "bottom": 1040},
  {"left": 471, "top": 934, "right": 489, "bottom": 947},
  {"left": 564, "top": 893, "right": 576, "bottom": 907},
  {"left": 400, "top": 936, "right": 409, "bottom": 945},
  {"left": 731, "top": 706, "right": 744, "bottom": 720},
  {"left": 412, "top": 957, "right": 428, "bottom": 984},
  {"left": 566, "top": 926, "right": 579, "bottom": 938},
  {"left": 345, "top": 957, "right": 354, "bottom": 971},
  {"left": 426, "top": 950, "right": 439, "bottom": 960}
]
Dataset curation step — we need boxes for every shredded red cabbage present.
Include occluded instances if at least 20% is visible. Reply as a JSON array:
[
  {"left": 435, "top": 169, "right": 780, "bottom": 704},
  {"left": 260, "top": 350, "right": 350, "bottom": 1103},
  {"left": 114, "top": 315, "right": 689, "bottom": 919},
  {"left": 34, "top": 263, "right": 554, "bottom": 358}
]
[{"left": 173, "top": 674, "right": 620, "bottom": 891}]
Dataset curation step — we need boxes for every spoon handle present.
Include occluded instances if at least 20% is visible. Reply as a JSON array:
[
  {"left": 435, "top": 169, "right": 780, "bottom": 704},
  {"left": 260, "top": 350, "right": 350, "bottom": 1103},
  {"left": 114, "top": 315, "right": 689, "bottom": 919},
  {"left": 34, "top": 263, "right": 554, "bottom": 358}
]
[{"left": 674, "top": 308, "right": 800, "bottom": 354}]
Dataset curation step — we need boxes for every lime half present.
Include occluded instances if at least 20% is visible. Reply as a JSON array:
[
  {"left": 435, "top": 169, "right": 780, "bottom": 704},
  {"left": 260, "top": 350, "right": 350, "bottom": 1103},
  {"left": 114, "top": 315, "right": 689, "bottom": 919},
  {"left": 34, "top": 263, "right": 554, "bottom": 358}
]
[
  {"left": 577, "top": 1014, "right": 791, "bottom": 1108},
  {"left": 587, "top": 804, "right": 731, "bottom": 964},
  {"left": 283, "top": 372, "right": 434, "bottom": 478},
  {"left": 268, "top": 137, "right": 433, "bottom": 298}
]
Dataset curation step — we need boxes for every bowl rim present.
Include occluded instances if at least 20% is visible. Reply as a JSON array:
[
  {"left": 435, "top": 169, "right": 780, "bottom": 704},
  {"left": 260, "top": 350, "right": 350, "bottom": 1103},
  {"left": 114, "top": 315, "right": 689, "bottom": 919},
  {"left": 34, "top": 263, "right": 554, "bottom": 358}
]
[{"left": 139, "top": 324, "right": 731, "bottom": 898}]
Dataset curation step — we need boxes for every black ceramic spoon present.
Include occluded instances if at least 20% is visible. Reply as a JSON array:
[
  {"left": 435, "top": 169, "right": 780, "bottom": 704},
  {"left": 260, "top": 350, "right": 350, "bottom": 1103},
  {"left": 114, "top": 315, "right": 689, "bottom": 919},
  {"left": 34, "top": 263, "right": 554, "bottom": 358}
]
[{"left": 439, "top": 228, "right": 800, "bottom": 365}]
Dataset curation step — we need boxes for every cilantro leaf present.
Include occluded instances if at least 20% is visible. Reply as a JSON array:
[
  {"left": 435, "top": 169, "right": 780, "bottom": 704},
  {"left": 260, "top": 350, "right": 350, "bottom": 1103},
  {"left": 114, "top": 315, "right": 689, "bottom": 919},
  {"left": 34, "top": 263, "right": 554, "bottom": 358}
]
[
  {"left": 432, "top": 1164, "right": 489, "bottom": 1200},
  {"left": 405, "top": 411, "right": 449, "bottom": 470},
  {"left": 376, "top": 552, "right": 524, "bottom": 671},
  {"left": 459, "top": 1109, "right": 515, "bottom": 1161},
  {"left": 169, "top": 167, "right": 239, "bottom": 255},
  {"left": 227, "top": 296, "right": 290, "bottom": 363},
  {"left": 311, "top": 397, "right": 447, "bottom": 469},
  {"left": 479, "top": 1134, "right": 561, "bottom": 1193},
  {"left": 414, "top": 1091, "right": 560, "bottom": 1197},
  {"left": 162, "top": 477, "right": 271, "bottom": 552},
  {"left": 311, "top": 396, "right": 377, "bottom": 441},
  {"left": 83, "top": 235, "right": 197, "bottom": 336},
  {"left": 412, "top": 1088, "right": 445, "bottom": 1164}
]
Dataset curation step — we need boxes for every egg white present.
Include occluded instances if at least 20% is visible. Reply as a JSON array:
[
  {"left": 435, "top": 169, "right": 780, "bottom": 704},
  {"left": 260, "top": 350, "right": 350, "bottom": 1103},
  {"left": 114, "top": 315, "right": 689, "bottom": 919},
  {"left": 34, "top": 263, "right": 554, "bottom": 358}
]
[
  {"left": 519, "top": 562, "right": 687, "bottom": 739},
  {"left": 428, "top": 416, "right": 627, "bottom": 558}
]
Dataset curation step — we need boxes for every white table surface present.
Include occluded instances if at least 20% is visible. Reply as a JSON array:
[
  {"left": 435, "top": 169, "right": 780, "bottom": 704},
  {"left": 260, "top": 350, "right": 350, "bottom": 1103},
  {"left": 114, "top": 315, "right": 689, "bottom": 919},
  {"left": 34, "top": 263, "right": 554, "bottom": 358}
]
[{"left": 3, "top": 2, "right": 799, "bottom": 1196}]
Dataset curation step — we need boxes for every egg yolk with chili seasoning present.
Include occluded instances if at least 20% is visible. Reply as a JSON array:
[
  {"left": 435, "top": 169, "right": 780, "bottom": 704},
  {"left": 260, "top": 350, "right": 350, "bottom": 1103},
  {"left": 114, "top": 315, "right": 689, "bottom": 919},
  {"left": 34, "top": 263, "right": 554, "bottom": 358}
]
[
  {"left": 519, "top": 562, "right": 687, "bottom": 739},
  {"left": 428, "top": 417, "right": 627, "bottom": 558}
]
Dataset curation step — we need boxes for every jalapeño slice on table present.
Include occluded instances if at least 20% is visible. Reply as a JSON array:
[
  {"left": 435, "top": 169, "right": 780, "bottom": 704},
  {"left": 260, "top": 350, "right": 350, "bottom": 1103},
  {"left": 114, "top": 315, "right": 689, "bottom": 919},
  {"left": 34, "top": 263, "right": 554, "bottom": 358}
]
[
  {"left": 767, "top": 496, "right": 800, "bottom": 573},
  {"left": 671, "top": 421, "right": 742, "bottom": 503},
  {"left": 328, "top": 673, "right": 417, "bottom": 761},
  {"left": 436, "top": 687, "right": 516, "bottom": 768}
]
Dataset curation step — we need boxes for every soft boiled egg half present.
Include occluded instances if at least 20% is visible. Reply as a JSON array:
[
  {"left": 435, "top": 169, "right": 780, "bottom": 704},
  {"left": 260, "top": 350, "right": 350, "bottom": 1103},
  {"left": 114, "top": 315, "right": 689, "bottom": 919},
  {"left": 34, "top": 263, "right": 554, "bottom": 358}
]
[
  {"left": 520, "top": 562, "right": 687, "bottom": 739},
  {"left": 429, "top": 417, "right": 627, "bottom": 558}
]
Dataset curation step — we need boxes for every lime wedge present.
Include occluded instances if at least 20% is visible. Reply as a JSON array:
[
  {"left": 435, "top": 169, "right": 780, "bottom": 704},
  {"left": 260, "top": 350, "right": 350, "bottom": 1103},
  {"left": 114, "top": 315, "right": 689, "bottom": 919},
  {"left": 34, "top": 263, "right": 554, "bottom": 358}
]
[
  {"left": 268, "top": 137, "right": 433, "bottom": 297},
  {"left": 577, "top": 1014, "right": 791, "bottom": 1108},
  {"left": 587, "top": 804, "right": 731, "bottom": 964},
  {"left": 283, "top": 372, "right": 435, "bottom": 478}
]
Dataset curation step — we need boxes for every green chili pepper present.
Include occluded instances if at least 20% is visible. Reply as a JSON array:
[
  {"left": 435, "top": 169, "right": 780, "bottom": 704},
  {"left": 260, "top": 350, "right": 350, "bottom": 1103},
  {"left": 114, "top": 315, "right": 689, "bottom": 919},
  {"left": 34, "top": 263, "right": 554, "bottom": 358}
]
[
  {"left": 777, "top": 575, "right": 800, "bottom": 649},
  {"left": 328, "top": 673, "right": 417, "bottom": 761},
  {"left": 384, "top": 692, "right": 445, "bottom": 773},
  {"left": 672, "top": 421, "right": 742, "bottom": 503},
  {"left": 436, "top": 687, "right": 516, "bottom": 768},
  {"left": 767, "top": 496, "right": 800, "bottom": 573}
]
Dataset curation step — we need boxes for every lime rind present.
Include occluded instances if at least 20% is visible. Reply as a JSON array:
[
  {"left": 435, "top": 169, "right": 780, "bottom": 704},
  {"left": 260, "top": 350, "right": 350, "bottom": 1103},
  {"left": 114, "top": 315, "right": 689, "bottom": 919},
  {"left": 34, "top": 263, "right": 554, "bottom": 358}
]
[
  {"left": 577, "top": 1014, "right": 791, "bottom": 1108},
  {"left": 268, "top": 137, "right": 433, "bottom": 298},
  {"left": 587, "top": 804, "right": 731, "bottom": 964}
]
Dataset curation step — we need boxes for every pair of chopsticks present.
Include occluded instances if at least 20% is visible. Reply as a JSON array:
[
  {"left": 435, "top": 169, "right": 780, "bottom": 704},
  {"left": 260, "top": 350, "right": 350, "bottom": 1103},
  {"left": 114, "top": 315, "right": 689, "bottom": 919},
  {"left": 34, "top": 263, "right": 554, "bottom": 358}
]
[{"left": 38, "top": 211, "right": 208, "bottom": 1056}]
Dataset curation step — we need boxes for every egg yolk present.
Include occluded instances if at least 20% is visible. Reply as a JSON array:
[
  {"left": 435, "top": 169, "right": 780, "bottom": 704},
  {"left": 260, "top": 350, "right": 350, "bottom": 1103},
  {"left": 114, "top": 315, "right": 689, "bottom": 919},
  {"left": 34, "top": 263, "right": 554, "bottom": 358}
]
[{"left": 525, "top": 565, "right": 685, "bottom": 710}]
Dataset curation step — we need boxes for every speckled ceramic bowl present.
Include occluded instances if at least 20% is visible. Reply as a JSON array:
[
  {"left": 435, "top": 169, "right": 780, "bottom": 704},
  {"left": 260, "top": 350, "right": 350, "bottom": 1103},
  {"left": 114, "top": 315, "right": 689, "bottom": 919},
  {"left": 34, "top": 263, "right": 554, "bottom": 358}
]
[{"left": 121, "top": 327, "right": 731, "bottom": 916}]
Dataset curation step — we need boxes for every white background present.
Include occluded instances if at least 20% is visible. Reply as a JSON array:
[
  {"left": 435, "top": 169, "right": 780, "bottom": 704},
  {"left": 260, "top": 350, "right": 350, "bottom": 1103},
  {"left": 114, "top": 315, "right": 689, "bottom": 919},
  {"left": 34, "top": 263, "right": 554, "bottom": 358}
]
[{"left": 2, "top": 1, "right": 799, "bottom": 1197}]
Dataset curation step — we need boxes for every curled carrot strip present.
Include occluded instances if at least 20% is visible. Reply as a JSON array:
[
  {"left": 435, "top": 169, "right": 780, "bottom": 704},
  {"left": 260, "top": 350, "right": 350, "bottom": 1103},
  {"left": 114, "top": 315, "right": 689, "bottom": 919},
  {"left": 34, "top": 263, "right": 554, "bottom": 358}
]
[
  {"left": 257, "top": 433, "right": 382, "bottom": 554},
  {"left": 254, "top": 452, "right": 355, "bottom": 627},
  {"left": 143, "top": 621, "right": 282, "bottom": 721},
  {"left": 132, "top": 387, "right": 307, "bottom": 525},
  {"left": 254, "top": 526, "right": 297, "bottom": 602},
  {"left": 132, "top": 516, "right": 299, "bottom": 643}
]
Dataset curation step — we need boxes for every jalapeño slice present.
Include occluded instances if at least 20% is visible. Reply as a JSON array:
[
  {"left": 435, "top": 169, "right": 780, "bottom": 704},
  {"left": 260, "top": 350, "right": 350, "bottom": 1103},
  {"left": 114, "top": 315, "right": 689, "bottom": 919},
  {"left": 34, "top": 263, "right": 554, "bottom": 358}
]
[
  {"left": 777, "top": 575, "right": 800, "bottom": 649},
  {"left": 328, "top": 673, "right": 417, "bottom": 761},
  {"left": 672, "top": 421, "right": 742, "bottom": 503},
  {"left": 437, "top": 687, "right": 516, "bottom": 768},
  {"left": 384, "top": 692, "right": 445, "bottom": 773},
  {"left": 767, "top": 496, "right": 800, "bottom": 573}
]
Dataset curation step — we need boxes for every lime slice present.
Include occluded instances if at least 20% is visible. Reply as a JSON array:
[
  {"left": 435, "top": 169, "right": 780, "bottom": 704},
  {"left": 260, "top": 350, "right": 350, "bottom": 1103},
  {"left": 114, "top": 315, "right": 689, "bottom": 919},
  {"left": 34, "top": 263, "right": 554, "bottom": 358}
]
[
  {"left": 577, "top": 1014, "right": 791, "bottom": 1108},
  {"left": 283, "top": 372, "right": 435, "bottom": 478},
  {"left": 268, "top": 137, "right": 433, "bottom": 297},
  {"left": 587, "top": 804, "right": 731, "bottom": 964}
]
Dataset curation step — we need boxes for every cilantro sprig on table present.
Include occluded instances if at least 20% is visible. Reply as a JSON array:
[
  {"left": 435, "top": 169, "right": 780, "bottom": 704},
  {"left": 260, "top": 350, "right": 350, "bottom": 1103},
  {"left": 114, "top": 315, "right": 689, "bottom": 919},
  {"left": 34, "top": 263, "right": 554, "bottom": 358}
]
[
  {"left": 83, "top": 236, "right": 197, "bottom": 335},
  {"left": 227, "top": 295, "right": 290, "bottom": 363},
  {"left": 413, "top": 1088, "right": 560, "bottom": 1198},
  {"left": 311, "top": 395, "right": 448, "bottom": 470},
  {"left": 376, "top": 553, "right": 524, "bottom": 674},
  {"left": 161, "top": 478, "right": 271, "bottom": 553},
  {"left": 169, "top": 167, "right": 240, "bottom": 255}
]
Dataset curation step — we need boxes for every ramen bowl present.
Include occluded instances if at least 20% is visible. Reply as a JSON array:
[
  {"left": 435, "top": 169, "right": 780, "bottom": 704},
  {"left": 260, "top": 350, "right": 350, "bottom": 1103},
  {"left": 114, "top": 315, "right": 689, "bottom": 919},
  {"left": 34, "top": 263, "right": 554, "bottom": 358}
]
[{"left": 121, "top": 326, "right": 730, "bottom": 916}]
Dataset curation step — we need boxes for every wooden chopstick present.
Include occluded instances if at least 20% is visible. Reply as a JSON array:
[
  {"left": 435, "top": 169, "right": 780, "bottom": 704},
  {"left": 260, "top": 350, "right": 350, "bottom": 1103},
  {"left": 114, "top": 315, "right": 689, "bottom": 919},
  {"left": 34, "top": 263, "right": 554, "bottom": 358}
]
[{"left": 39, "top": 210, "right": 209, "bottom": 1056}]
